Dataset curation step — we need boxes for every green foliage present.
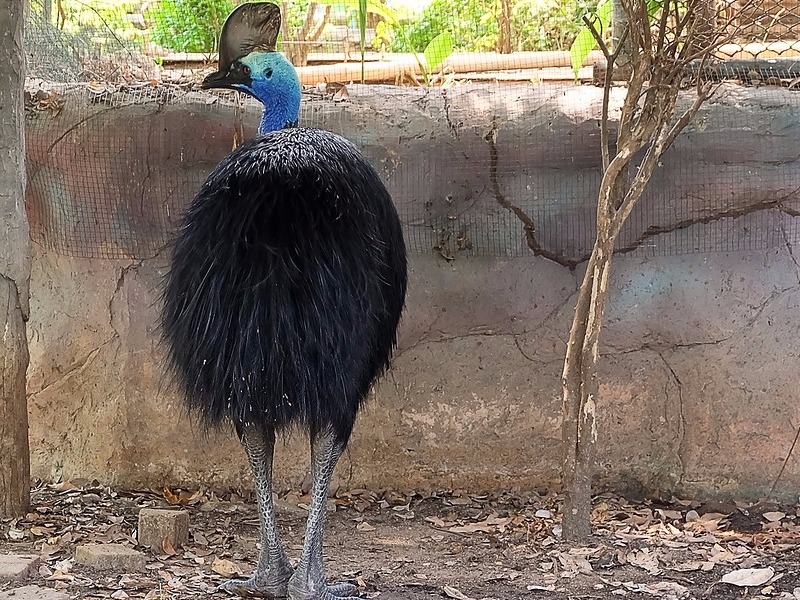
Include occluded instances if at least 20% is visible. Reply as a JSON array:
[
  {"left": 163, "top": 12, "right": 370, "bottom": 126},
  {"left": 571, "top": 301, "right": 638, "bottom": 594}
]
[
  {"left": 314, "top": 0, "right": 397, "bottom": 23},
  {"left": 569, "top": 0, "right": 664, "bottom": 79},
  {"left": 390, "top": 0, "right": 593, "bottom": 54},
  {"left": 372, "top": 20, "right": 392, "bottom": 50},
  {"left": 358, "top": 0, "right": 367, "bottom": 81},
  {"left": 57, "top": 0, "right": 143, "bottom": 47},
  {"left": 423, "top": 31, "right": 453, "bottom": 72},
  {"left": 569, "top": 0, "right": 611, "bottom": 78},
  {"left": 390, "top": 0, "right": 495, "bottom": 53},
  {"left": 148, "top": 0, "right": 233, "bottom": 53},
  {"left": 513, "top": 0, "right": 597, "bottom": 52}
]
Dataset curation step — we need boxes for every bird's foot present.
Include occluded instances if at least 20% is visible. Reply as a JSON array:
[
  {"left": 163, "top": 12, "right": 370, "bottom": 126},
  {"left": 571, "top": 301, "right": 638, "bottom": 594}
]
[
  {"left": 287, "top": 578, "right": 358, "bottom": 600},
  {"left": 218, "top": 570, "right": 293, "bottom": 598}
]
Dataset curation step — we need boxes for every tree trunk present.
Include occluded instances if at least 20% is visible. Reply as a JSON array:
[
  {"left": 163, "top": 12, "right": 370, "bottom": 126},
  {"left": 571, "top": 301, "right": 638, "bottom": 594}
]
[
  {"left": 497, "top": 0, "right": 513, "bottom": 54},
  {"left": 0, "top": 0, "right": 32, "bottom": 519},
  {"left": 284, "top": 3, "right": 331, "bottom": 67},
  {"left": 560, "top": 0, "right": 728, "bottom": 543},
  {"left": 560, "top": 240, "right": 615, "bottom": 542},
  {"left": 611, "top": 0, "right": 631, "bottom": 66}
]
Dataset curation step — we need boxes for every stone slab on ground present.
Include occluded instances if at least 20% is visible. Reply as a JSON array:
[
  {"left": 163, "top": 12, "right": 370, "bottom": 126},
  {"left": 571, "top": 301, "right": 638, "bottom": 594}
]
[
  {"left": 0, "top": 555, "right": 41, "bottom": 582},
  {"left": 74, "top": 544, "right": 145, "bottom": 572},
  {"left": 0, "top": 585, "right": 69, "bottom": 600},
  {"left": 137, "top": 508, "right": 189, "bottom": 549}
]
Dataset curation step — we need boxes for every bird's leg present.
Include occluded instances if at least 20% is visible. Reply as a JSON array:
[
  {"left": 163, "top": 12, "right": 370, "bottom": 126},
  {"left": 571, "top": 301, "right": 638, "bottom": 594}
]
[
  {"left": 220, "top": 424, "right": 294, "bottom": 598},
  {"left": 287, "top": 429, "right": 357, "bottom": 600}
]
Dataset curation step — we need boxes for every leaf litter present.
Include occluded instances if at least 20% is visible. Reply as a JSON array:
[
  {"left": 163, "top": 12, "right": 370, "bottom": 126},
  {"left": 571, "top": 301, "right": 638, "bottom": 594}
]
[{"left": 1, "top": 482, "right": 799, "bottom": 599}]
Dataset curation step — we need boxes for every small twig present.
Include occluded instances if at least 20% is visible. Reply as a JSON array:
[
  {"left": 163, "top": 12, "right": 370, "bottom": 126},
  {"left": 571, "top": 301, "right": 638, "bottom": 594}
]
[
  {"left": 583, "top": 14, "right": 611, "bottom": 61},
  {"left": 769, "top": 420, "right": 800, "bottom": 497},
  {"left": 582, "top": 16, "right": 628, "bottom": 173}
]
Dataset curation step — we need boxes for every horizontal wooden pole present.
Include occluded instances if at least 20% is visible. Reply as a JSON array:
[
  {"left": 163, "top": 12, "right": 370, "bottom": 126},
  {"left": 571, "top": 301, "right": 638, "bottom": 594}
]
[
  {"left": 159, "top": 50, "right": 605, "bottom": 84},
  {"left": 295, "top": 51, "right": 604, "bottom": 84}
]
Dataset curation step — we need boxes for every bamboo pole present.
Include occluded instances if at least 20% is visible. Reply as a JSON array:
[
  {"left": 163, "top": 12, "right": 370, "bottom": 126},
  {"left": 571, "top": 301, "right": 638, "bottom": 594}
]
[
  {"left": 159, "top": 50, "right": 606, "bottom": 83},
  {"left": 296, "top": 51, "right": 606, "bottom": 84}
]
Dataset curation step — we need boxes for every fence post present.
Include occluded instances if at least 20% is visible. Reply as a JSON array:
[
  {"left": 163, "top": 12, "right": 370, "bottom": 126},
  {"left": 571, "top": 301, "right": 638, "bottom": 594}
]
[{"left": 0, "top": 0, "right": 32, "bottom": 519}]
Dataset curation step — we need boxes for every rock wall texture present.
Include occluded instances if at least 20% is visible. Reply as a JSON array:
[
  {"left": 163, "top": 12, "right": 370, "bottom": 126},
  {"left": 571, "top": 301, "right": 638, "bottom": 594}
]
[{"left": 23, "top": 82, "right": 800, "bottom": 501}]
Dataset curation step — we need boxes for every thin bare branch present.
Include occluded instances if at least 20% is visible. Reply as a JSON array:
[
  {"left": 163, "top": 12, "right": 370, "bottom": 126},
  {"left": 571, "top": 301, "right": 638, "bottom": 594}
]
[
  {"left": 583, "top": 13, "right": 612, "bottom": 61},
  {"left": 586, "top": 15, "right": 630, "bottom": 172}
]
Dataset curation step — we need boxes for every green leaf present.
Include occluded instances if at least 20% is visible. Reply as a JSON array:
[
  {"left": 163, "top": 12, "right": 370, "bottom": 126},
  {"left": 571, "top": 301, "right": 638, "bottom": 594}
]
[
  {"left": 647, "top": 0, "right": 663, "bottom": 18},
  {"left": 359, "top": 0, "right": 367, "bottom": 82},
  {"left": 423, "top": 30, "right": 453, "bottom": 73},
  {"left": 569, "top": 0, "right": 611, "bottom": 80}
]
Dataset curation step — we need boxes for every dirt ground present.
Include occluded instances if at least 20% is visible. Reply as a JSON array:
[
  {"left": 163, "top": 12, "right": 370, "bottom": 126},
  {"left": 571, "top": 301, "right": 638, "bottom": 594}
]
[{"left": 2, "top": 482, "right": 800, "bottom": 600}]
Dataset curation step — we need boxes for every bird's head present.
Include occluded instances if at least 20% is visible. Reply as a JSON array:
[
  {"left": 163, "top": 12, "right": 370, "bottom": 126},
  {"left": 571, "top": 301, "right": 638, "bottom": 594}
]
[
  {"left": 202, "top": 51, "right": 301, "bottom": 131},
  {"left": 200, "top": 2, "right": 299, "bottom": 133}
]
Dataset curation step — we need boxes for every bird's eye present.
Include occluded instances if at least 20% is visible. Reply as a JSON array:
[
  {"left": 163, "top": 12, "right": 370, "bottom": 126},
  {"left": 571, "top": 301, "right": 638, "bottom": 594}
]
[
  {"left": 242, "top": 65, "right": 251, "bottom": 76},
  {"left": 265, "top": 68, "right": 273, "bottom": 78}
]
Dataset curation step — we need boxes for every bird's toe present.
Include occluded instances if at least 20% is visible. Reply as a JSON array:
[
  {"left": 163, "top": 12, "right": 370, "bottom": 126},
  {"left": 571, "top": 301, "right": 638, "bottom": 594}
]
[
  {"left": 325, "top": 582, "right": 357, "bottom": 597},
  {"left": 218, "top": 572, "right": 292, "bottom": 598},
  {"left": 287, "top": 579, "right": 359, "bottom": 600}
]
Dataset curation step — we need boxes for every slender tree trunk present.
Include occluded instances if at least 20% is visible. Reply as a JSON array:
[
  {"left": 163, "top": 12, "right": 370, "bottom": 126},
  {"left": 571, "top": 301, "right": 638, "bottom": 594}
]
[
  {"left": 283, "top": 2, "right": 330, "bottom": 67},
  {"left": 561, "top": 238, "right": 616, "bottom": 541},
  {"left": 560, "top": 0, "right": 747, "bottom": 543},
  {"left": 611, "top": 0, "right": 631, "bottom": 66},
  {"left": 0, "top": 0, "right": 32, "bottom": 519},
  {"left": 497, "top": 0, "right": 513, "bottom": 54}
]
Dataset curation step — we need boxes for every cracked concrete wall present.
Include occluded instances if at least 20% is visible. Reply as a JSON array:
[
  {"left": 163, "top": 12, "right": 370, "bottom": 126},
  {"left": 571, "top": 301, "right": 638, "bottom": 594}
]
[{"left": 23, "top": 83, "right": 800, "bottom": 501}]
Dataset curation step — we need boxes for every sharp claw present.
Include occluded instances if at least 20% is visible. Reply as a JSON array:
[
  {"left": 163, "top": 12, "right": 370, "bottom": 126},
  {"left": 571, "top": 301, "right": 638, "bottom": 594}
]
[
  {"left": 218, "top": 575, "right": 291, "bottom": 598},
  {"left": 326, "top": 582, "right": 357, "bottom": 597},
  {"left": 287, "top": 580, "right": 360, "bottom": 600}
]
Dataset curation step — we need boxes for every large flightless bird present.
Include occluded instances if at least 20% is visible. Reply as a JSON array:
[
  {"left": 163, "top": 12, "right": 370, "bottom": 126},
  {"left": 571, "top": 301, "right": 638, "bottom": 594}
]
[{"left": 160, "top": 3, "right": 408, "bottom": 598}]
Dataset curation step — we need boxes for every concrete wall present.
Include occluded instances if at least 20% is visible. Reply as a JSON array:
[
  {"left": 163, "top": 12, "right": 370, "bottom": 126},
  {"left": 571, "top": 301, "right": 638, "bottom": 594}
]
[{"left": 23, "top": 82, "right": 800, "bottom": 500}]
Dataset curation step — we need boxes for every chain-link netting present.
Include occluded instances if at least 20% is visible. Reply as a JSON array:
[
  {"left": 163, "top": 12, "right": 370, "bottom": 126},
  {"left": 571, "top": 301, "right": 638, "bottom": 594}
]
[
  {"left": 718, "top": 0, "right": 800, "bottom": 58},
  {"left": 23, "top": 0, "right": 800, "bottom": 261}
]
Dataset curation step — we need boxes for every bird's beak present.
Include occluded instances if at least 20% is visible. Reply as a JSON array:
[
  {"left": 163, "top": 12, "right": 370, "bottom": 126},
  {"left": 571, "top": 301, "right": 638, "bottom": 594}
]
[{"left": 201, "top": 64, "right": 252, "bottom": 90}]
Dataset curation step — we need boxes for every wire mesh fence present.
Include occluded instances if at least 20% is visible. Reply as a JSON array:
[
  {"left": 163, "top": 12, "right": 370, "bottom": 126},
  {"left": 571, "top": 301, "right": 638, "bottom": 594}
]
[
  {"left": 719, "top": 0, "right": 800, "bottom": 57},
  {"left": 22, "top": 0, "right": 800, "bottom": 261}
]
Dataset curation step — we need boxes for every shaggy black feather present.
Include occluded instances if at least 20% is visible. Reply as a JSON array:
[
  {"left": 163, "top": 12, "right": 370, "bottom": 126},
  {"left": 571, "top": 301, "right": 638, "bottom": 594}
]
[{"left": 161, "top": 128, "right": 407, "bottom": 444}]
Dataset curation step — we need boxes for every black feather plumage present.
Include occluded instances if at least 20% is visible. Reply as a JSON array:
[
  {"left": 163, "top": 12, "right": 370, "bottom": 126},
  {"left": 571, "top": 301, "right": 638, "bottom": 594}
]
[{"left": 161, "top": 128, "right": 407, "bottom": 444}]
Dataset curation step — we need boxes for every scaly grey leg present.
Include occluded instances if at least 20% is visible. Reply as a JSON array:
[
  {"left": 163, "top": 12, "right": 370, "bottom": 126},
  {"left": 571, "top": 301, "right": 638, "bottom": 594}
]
[
  {"left": 220, "top": 424, "right": 294, "bottom": 598},
  {"left": 287, "top": 429, "right": 357, "bottom": 600}
]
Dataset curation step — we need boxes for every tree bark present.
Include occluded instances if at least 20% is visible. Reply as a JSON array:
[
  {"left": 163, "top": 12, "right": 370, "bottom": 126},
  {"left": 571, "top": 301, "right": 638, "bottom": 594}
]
[
  {"left": 0, "top": 0, "right": 32, "bottom": 519},
  {"left": 561, "top": 220, "right": 618, "bottom": 542},
  {"left": 560, "top": 0, "right": 748, "bottom": 542},
  {"left": 611, "top": 0, "right": 630, "bottom": 66},
  {"left": 497, "top": 0, "right": 513, "bottom": 54},
  {"left": 283, "top": 2, "right": 331, "bottom": 67}
]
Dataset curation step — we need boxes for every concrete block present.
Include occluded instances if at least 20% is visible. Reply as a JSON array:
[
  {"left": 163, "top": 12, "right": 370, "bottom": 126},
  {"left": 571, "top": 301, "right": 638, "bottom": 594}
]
[
  {"left": 74, "top": 544, "right": 145, "bottom": 572},
  {"left": 0, "top": 555, "right": 41, "bottom": 582},
  {"left": 0, "top": 585, "right": 69, "bottom": 600},
  {"left": 137, "top": 508, "right": 189, "bottom": 549}
]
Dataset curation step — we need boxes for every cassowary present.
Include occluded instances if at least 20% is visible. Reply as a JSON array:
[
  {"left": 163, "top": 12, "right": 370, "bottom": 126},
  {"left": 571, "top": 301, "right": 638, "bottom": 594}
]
[{"left": 160, "top": 3, "right": 407, "bottom": 599}]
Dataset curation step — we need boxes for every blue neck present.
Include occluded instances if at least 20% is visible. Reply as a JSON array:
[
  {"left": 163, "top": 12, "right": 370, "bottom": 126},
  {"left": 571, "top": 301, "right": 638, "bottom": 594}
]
[{"left": 258, "top": 107, "right": 298, "bottom": 135}]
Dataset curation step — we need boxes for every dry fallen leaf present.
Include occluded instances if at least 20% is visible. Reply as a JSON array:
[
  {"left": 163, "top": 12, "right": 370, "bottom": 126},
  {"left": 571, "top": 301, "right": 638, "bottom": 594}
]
[
  {"left": 162, "top": 537, "right": 177, "bottom": 556},
  {"left": 527, "top": 584, "right": 556, "bottom": 592},
  {"left": 626, "top": 549, "right": 662, "bottom": 575},
  {"left": 763, "top": 511, "right": 786, "bottom": 523},
  {"left": 720, "top": 567, "right": 775, "bottom": 587},
  {"left": 333, "top": 86, "right": 349, "bottom": 101},
  {"left": 211, "top": 557, "right": 242, "bottom": 578},
  {"left": 356, "top": 521, "right": 376, "bottom": 532},
  {"left": 443, "top": 585, "right": 474, "bottom": 600},
  {"left": 162, "top": 486, "right": 203, "bottom": 506}
]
